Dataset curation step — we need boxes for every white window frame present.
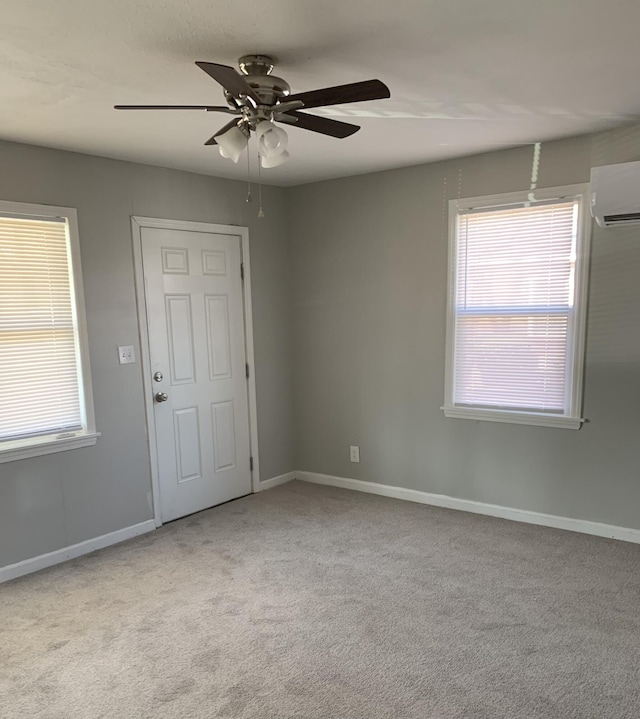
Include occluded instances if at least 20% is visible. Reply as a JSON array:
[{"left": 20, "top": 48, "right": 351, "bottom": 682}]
[
  {"left": 0, "top": 200, "right": 99, "bottom": 463},
  {"left": 443, "top": 184, "right": 591, "bottom": 430}
]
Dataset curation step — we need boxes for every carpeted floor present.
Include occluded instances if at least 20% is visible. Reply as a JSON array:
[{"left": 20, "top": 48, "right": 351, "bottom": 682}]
[{"left": 1, "top": 480, "right": 640, "bottom": 719}]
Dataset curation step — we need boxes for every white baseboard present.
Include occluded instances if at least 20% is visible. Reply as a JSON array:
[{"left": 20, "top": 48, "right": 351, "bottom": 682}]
[
  {"left": 299, "top": 471, "right": 640, "bottom": 545},
  {"left": 258, "top": 471, "right": 297, "bottom": 491},
  {"left": 5, "top": 472, "right": 636, "bottom": 584},
  {"left": 0, "top": 519, "right": 156, "bottom": 584}
]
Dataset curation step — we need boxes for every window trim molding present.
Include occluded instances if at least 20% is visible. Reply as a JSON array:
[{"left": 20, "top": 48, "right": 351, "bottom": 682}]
[
  {"left": 0, "top": 200, "right": 99, "bottom": 461},
  {"left": 0, "top": 432, "right": 101, "bottom": 464},
  {"left": 443, "top": 183, "right": 592, "bottom": 429}
]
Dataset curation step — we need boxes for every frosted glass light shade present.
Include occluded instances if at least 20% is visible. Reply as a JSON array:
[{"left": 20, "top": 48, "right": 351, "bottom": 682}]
[
  {"left": 256, "top": 121, "right": 288, "bottom": 158},
  {"left": 217, "top": 125, "right": 248, "bottom": 163},
  {"left": 261, "top": 150, "right": 290, "bottom": 168}
]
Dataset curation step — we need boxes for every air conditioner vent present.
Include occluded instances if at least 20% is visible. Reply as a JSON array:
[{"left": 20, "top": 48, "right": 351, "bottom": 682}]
[{"left": 602, "top": 213, "right": 640, "bottom": 225}]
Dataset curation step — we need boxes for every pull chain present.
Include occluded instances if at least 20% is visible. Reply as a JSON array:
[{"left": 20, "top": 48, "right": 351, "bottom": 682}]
[
  {"left": 257, "top": 151, "right": 265, "bottom": 218},
  {"left": 245, "top": 142, "right": 252, "bottom": 203}
]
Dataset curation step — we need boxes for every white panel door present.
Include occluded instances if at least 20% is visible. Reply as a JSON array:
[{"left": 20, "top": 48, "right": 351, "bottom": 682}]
[{"left": 141, "top": 226, "right": 251, "bottom": 522}]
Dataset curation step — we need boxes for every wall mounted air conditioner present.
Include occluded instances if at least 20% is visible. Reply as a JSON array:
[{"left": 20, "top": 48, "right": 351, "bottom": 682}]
[{"left": 590, "top": 160, "right": 640, "bottom": 227}]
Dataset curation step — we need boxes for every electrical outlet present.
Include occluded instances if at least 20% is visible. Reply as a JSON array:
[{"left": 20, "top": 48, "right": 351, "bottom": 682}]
[
  {"left": 118, "top": 345, "right": 136, "bottom": 365},
  {"left": 349, "top": 445, "right": 360, "bottom": 463}
]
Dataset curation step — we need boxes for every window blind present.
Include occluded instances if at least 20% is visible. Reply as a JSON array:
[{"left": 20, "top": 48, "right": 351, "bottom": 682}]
[
  {"left": 0, "top": 214, "right": 83, "bottom": 441},
  {"left": 453, "top": 200, "right": 579, "bottom": 413}
]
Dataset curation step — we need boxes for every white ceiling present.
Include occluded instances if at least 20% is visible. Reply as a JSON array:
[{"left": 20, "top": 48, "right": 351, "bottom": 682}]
[{"left": 2, "top": 0, "right": 640, "bottom": 186}]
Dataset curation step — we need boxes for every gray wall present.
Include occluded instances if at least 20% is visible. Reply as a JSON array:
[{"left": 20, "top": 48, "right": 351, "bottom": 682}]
[
  {"left": 0, "top": 141, "right": 294, "bottom": 567},
  {"left": 289, "top": 126, "right": 640, "bottom": 530}
]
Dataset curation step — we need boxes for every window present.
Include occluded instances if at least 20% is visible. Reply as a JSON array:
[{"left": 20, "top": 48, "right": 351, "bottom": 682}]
[
  {"left": 443, "top": 184, "right": 591, "bottom": 429},
  {"left": 0, "top": 201, "right": 98, "bottom": 462}
]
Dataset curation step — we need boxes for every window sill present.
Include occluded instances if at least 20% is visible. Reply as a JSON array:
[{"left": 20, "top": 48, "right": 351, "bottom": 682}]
[
  {"left": 0, "top": 432, "right": 101, "bottom": 463},
  {"left": 442, "top": 406, "right": 583, "bottom": 430}
]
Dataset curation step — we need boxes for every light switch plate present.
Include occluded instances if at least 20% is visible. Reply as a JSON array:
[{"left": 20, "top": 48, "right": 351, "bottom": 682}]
[{"left": 118, "top": 345, "right": 136, "bottom": 365}]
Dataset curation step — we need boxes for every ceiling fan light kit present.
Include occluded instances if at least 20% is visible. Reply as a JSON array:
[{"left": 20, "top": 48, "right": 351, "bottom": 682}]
[{"left": 115, "top": 54, "right": 390, "bottom": 164}]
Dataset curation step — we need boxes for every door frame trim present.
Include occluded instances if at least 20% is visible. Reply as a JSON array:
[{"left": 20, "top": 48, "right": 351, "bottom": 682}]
[{"left": 131, "top": 216, "right": 260, "bottom": 527}]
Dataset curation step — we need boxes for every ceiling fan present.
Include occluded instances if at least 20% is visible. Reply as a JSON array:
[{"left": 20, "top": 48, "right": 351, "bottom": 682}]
[{"left": 115, "top": 54, "right": 390, "bottom": 167}]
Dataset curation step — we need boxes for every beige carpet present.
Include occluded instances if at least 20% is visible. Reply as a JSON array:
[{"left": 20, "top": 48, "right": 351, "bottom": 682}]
[{"left": 1, "top": 480, "right": 640, "bottom": 718}]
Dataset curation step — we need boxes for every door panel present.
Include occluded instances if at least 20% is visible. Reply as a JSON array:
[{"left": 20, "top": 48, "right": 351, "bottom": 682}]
[
  {"left": 173, "top": 406, "right": 202, "bottom": 483},
  {"left": 165, "top": 295, "right": 196, "bottom": 384},
  {"left": 212, "top": 400, "right": 237, "bottom": 472},
  {"left": 141, "top": 226, "right": 251, "bottom": 522},
  {"left": 205, "top": 295, "right": 232, "bottom": 379}
]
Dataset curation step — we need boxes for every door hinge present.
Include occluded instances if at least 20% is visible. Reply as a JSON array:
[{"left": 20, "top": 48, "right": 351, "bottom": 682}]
[
  {"left": 245, "top": 363, "right": 250, "bottom": 378},
  {"left": 250, "top": 456, "right": 254, "bottom": 471},
  {"left": 240, "top": 262, "right": 245, "bottom": 280}
]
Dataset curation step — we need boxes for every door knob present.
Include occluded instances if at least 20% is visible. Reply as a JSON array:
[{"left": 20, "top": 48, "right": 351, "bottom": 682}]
[{"left": 155, "top": 391, "right": 169, "bottom": 403}]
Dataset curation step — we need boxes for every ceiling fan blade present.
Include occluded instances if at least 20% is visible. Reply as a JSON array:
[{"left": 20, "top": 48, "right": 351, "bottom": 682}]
[
  {"left": 282, "top": 110, "right": 360, "bottom": 138},
  {"left": 195, "top": 62, "right": 261, "bottom": 105},
  {"left": 204, "top": 118, "right": 241, "bottom": 146},
  {"left": 287, "top": 79, "right": 390, "bottom": 110},
  {"left": 114, "top": 105, "right": 238, "bottom": 113}
]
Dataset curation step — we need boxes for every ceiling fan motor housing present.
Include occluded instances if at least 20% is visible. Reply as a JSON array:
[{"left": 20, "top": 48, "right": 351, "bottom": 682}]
[
  {"left": 232, "top": 55, "right": 291, "bottom": 105},
  {"left": 235, "top": 54, "right": 290, "bottom": 107},
  {"left": 244, "top": 75, "right": 290, "bottom": 106}
]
